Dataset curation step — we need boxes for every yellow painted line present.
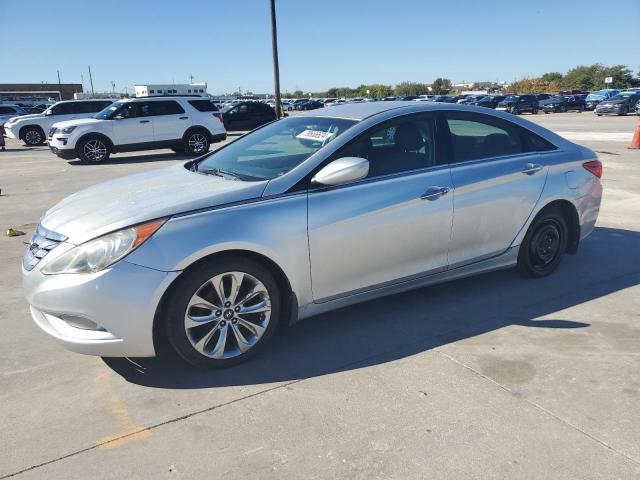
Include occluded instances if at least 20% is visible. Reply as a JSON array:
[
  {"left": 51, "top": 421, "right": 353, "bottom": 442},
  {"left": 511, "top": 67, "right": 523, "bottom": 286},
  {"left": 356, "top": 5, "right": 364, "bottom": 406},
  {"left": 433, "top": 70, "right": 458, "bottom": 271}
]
[{"left": 93, "top": 364, "right": 152, "bottom": 449}]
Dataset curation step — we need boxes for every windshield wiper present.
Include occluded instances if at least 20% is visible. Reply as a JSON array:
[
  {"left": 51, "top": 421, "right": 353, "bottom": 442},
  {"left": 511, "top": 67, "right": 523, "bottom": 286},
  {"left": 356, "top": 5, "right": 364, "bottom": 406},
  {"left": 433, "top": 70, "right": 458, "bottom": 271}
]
[{"left": 199, "top": 167, "right": 241, "bottom": 180}]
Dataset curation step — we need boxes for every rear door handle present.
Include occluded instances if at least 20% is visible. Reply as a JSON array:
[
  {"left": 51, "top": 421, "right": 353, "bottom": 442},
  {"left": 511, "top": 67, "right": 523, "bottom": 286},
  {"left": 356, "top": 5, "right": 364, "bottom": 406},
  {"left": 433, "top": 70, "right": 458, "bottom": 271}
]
[
  {"left": 420, "top": 186, "right": 450, "bottom": 201},
  {"left": 139, "top": 120, "right": 150, "bottom": 123},
  {"left": 522, "top": 163, "right": 542, "bottom": 175},
  {"left": 179, "top": 116, "right": 189, "bottom": 120}
]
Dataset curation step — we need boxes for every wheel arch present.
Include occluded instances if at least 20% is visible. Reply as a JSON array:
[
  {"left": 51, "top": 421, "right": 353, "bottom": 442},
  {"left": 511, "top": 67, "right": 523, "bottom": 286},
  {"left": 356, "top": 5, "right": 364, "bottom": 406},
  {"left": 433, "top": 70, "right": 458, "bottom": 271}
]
[
  {"left": 183, "top": 125, "right": 213, "bottom": 141},
  {"left": 18, "top": 124, "right": 45, "bottom": 140},
  {"left": 526, "top": 199, "right": 581, "bottom": 254},
  {"left": 152, "top": 249, "right": 299, "bottom": 354}
]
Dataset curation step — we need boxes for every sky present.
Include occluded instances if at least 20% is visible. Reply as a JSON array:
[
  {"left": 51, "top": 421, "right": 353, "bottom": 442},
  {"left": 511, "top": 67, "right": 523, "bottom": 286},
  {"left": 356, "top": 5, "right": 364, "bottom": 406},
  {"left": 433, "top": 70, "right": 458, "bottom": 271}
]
[{"left": 1, "top": 0, "right": 638, "bottom": 94}]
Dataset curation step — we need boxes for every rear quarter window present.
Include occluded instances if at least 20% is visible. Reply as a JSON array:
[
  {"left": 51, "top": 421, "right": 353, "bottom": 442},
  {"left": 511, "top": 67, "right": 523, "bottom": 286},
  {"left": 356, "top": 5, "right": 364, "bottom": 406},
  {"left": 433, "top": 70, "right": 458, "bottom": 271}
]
[{"left": 188, "top": 100, "right": 218, "bottom": 112}]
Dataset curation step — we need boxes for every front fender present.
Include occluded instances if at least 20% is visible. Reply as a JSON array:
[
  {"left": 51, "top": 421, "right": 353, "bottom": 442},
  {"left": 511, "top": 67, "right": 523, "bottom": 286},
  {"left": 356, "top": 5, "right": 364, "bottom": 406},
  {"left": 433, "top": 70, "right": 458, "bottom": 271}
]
[{"left": 125, "top": 193, "right": 313, "bottom": 307}]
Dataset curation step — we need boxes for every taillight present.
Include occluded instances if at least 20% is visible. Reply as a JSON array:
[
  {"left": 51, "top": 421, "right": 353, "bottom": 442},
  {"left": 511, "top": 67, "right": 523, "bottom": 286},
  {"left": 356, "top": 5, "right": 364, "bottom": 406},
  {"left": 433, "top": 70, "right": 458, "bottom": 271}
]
[
  {"left": 213, "top": 112, "right": 223, "bottom": 122},
  {"left": 583, "top": 159, "right": 602, "bottom": 178}
]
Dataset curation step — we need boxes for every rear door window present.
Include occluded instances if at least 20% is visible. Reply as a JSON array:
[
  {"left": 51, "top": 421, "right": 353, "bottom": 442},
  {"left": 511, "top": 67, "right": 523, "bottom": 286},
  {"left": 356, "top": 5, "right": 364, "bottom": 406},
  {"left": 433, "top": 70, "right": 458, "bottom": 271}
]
[
  {"left": 444, "top": 112, "right": 524, "bottom": 162},
  {"left": 152, "top": 100, "right": 185, "bottom": 115}
]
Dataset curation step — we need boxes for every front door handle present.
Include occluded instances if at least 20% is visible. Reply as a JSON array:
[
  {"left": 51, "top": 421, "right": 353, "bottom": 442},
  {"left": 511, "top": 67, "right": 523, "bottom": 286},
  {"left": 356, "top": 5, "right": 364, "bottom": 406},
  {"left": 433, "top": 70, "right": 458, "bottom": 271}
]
[
  {"left": 179, "top": 116, "right": 189, "bottom": 120},
  {"left": 522, "top": 163, "right": 542, "bottom": 175},
  {"left": 139, "top": 120, "right": 150, "bottom": 123},
  {"left": 420, "top": 186, "right": 450, "bottom": 201}
]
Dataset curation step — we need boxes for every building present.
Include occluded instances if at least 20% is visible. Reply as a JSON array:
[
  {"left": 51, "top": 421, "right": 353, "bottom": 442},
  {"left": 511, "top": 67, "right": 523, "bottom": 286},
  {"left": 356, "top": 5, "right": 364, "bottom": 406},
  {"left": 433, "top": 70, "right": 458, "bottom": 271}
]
[
  {"left": 134, "top": 82, "right": 208, "bottom": 97},
  {"left": 0, "top": 83, "right": 82, "bottom": 103}
]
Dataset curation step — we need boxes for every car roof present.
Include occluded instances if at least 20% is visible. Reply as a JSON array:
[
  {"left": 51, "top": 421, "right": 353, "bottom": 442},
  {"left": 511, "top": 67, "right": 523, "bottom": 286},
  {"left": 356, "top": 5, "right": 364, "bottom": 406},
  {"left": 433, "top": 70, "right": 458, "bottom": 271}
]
[{"left": 296, "top": 100, "right": 525, "bottom": 121}]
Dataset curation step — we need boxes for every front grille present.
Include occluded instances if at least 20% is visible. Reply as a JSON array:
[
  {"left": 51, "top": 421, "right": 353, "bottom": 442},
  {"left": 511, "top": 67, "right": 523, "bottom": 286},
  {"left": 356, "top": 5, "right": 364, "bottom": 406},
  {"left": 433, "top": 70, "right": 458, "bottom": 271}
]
[{"left": 23, "top": 224, "right": 67, "bottom": 271}]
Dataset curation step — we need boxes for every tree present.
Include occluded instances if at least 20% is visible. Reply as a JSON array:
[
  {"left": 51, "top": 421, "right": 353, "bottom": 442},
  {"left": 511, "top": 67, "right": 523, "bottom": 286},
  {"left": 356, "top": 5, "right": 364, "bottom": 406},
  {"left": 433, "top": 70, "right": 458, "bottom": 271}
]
[
  {"left": 394, "top": 81, "right": 429, "bottom": 96},
  {"left": 541, "top": 72, "right": 563, "bottom": 84},
  {"left": 292, "top": 90, "right": 304, "bottom": 98},
  {"left": 431, "top": 78, "right": 452, "bottom": 95}
]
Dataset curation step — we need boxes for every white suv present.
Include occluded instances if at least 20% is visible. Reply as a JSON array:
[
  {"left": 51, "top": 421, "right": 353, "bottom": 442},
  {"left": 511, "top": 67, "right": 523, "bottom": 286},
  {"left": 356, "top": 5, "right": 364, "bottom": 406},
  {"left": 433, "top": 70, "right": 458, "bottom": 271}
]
[
  {"left": 48, "top": 97, "right": 227, "bottom": 163},
  {"left": 4, "top": 99, "right": 115, "bottom": 146}
]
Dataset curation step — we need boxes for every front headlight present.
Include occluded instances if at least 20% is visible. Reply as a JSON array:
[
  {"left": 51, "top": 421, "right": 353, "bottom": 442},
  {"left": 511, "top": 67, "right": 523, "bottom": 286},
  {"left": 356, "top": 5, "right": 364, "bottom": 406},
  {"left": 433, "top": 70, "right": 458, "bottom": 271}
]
[
  {"left": 41, "top": 219, "right": 165, "bottom": 274},
  {"left": 61, "top": 126, "right": 77, "bottom": 134}
]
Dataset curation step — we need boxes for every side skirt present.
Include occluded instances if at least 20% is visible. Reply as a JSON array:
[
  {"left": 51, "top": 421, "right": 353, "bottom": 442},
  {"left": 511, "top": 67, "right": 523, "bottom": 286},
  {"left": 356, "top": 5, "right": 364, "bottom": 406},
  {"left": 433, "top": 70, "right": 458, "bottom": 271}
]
[{"left": 297, "top": 247, "right": 519, "bottom": 321}]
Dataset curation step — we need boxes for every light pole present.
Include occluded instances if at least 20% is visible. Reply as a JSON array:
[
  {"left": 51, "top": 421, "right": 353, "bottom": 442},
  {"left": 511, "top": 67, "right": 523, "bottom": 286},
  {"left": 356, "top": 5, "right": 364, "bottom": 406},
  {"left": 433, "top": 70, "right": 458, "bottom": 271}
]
[
  {"left": 269, "top": 0, "right": 282, "bottom": 118},
  {"left": 88, "top": 66, "right": 95, "bottom": 97},
  {"left": 57, "top": 70, "right": 62, "bottom": 101}
]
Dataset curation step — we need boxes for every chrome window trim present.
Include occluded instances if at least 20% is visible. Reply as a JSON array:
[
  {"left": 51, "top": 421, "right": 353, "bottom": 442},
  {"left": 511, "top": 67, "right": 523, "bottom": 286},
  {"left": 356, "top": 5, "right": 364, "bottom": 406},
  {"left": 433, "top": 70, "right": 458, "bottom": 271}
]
[{"left": 447, "top": 149, "right": 560, "bottom": 170}]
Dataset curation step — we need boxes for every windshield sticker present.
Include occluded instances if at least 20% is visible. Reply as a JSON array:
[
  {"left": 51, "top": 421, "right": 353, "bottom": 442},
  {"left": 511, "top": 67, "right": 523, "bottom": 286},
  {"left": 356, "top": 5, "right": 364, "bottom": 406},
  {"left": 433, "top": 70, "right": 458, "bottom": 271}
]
[{"left": 296, "top": 130, "right": 335, "bottom": 142}]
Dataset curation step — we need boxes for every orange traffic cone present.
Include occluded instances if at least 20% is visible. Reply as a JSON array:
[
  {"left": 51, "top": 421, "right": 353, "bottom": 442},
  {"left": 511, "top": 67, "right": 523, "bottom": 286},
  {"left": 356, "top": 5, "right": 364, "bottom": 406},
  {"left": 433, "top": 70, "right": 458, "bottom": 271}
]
[{"left": 630, "top": 117, "right": 640, "bottom": 149}]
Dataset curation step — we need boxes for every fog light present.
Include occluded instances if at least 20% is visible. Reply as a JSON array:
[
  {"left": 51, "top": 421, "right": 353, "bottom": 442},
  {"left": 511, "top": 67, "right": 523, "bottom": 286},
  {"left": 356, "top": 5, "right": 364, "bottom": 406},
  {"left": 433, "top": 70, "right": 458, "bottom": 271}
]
[{"left": 60, "top": 314, "right": 106, "bottom": 331}]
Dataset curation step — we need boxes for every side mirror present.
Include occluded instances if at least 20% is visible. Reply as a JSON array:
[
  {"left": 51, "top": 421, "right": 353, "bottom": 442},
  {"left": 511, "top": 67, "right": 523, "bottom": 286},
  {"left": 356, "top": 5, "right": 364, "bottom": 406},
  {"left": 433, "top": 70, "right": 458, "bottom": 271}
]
[
  {"left": 311, "top": 157, "right": 369, "bottom": 187},
  {"left": 45, "top": 110, "right": 53, "bottom": 116}
]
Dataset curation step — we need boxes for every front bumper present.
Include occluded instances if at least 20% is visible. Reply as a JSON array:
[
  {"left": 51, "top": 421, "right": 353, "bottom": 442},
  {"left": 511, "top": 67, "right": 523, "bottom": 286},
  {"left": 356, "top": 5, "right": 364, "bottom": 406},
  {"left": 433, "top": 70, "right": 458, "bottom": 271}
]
[
  {"left": 595, "top": 105, "right": 623, "bottom": 115},
  {"left": 23, "top": 259, "right": 179, "bottom": 357},
  {"left": 4, "top": 124, "right": 18, "bottom": 139}
]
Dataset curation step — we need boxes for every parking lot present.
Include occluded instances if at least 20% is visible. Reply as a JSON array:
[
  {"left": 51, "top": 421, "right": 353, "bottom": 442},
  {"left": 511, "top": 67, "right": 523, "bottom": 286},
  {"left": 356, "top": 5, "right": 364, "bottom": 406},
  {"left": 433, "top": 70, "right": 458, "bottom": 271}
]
[{"left": 1, "top": 112, "right": 639, "bottom": 478}]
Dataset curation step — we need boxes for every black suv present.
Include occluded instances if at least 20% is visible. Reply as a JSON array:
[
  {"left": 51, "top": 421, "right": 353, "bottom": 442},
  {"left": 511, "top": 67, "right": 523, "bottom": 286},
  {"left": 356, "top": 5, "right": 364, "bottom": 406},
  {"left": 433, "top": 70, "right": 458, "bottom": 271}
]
[
  {"left": 468, "top": 95, "right": 506, "bottom": 109},
  {"left": 221, "top": 102, "right": 277, "bottom": 131},
  {"left": 496, "top": 95, "right": 539, "bottom": 114},
  {"left": 543, "top": 95, "right": 586, "bottom": 113}
]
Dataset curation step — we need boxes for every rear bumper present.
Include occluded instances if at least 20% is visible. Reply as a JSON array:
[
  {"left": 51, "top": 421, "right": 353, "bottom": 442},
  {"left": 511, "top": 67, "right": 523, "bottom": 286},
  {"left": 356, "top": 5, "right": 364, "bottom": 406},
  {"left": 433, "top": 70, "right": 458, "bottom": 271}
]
[{"left": 210, "top": 132, "right": 226, "bottom": 143}]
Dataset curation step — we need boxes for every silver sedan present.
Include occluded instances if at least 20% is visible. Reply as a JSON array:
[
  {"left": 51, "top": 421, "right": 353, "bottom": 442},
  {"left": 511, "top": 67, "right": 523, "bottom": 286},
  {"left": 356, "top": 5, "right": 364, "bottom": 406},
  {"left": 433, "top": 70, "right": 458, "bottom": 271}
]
[{"left": 22, "top": 102, "right": 602, "bottom": 368}]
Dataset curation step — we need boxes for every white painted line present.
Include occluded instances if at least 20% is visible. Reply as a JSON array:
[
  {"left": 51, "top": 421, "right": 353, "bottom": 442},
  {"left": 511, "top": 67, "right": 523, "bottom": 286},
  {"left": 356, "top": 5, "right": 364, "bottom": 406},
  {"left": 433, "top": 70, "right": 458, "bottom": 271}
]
[{"left": 555, "top": 131, "right": 632, "bottom": 142}]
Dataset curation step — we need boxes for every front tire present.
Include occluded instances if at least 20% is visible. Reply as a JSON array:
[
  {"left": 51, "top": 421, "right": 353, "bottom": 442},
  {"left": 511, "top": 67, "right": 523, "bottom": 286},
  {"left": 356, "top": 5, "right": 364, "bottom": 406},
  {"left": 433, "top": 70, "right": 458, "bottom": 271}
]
[
  {"left": 184, "top": 130, "right": 210, "bottom": 155},
  {"left": 164, "top": 256, "right": 282, "bottom": 368},
  {"left": 517, "top": 208, "right": 568, "bottom": 278},
  {"left": 22, "top": 126, "right": 45, "bottom": 146},
  {"left": 78, "top": 136, "right": 110, "bottom": 164}
]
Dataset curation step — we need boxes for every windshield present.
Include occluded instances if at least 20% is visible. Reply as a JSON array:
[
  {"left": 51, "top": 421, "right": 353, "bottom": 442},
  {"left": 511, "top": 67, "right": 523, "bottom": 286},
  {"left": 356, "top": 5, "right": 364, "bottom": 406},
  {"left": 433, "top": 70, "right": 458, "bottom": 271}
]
[
  {"left": 94, "top": 101, "right": 124, "bottom": 119},
  {"left": 196, "top": 116, "right": 357, "bottom": 181},
  {"left": 504, "top": 96, "right": 518, "bottom": 101},
  {"left": 586, "top": 93, "right": 606, "bottom": 101}
]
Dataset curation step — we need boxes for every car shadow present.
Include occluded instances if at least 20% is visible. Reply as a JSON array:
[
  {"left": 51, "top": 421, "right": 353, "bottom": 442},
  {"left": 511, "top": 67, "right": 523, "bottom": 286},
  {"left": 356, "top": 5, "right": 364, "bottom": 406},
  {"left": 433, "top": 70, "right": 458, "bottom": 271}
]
[
  {"left": 67, "top": 152, "right": 193, "bottom": 165},
  {"left": 103, "top": 226, "right": 640, "bottom": 389}
]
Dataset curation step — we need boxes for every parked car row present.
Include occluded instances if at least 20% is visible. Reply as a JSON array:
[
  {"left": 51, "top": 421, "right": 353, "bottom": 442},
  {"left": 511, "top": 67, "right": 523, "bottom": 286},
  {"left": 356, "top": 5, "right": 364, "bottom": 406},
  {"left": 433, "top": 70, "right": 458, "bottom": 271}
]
[{"left": 1, "top": 96, "right": 285, "bottom": 161}]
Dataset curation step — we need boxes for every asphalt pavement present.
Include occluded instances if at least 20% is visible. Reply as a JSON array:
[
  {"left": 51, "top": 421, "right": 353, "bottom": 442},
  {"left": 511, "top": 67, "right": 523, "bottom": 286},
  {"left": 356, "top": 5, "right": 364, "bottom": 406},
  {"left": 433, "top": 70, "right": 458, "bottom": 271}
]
[{"left": 1, "top": 112, "right": 639, "bottom": 479}]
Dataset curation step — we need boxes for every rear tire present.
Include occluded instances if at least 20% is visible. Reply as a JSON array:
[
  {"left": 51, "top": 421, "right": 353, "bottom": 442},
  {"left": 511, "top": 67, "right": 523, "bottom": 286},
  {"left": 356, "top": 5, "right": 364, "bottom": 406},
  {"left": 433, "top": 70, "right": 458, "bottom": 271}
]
[
  {"left": 77, "top": 136, "right": 110, "bottom": 164},
  {"left": 164, "top": 256, "right": 282, "bottom": 368},
  {"left": 184, "top": 130, "right": 210, "bottom": 155},
  {"left": 517, "top": 208, "right": 568, "bottom": 278},
  {"left": 22, "top": 126, "right": 45, "bottom": 146}
]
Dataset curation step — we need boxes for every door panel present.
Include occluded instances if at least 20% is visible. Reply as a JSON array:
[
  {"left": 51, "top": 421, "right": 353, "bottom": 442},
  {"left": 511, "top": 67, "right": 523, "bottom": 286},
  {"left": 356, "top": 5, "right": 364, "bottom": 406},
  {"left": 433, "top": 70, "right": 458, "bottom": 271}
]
[
  {"left": 152, "top": 100, "right": 190, "bottom": 141},
  {"left": 111, "top": 102, "right": 154, "bottom": 145},
  {"left": 448, "top": 157, "right": 547, "bottom": 266},
  {"left": 308, "top": 168, "right": 453, "bottom": 301}
]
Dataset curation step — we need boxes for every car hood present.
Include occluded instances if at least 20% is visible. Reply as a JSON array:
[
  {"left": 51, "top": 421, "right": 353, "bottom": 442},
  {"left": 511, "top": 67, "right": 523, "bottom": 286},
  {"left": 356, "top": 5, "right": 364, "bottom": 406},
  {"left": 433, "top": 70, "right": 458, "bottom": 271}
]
[
  {"left": 600, "top": 99, "right": 629, "bottom": 106},
  {"left": 10, "top": 113, "right": 45, "bottom": 123},
  {"left": 52, "top": 118, "right": 104, "bottom": 129},
  {"left": 40, "top": 163, "right": 268, "bottom": 244}
]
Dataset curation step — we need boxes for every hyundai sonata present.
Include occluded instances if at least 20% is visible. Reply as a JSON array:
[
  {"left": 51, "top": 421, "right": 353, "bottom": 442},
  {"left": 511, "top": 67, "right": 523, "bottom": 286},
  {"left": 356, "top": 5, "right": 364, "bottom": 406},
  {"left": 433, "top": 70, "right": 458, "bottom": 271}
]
[{"left": 22, "top": 102, "right": 602, "bottom": 368}]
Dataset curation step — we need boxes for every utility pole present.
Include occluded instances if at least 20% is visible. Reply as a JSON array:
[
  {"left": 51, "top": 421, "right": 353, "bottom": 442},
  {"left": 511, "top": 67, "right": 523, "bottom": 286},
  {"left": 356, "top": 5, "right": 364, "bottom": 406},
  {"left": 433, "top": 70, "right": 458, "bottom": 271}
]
[
  {"left": 88, "top": 66, "right": 95, "bottom": 97},
  {"left": 57, "top": 70, "right": 62, "bottom": 101},
  {"left": 269, "top": 0, "right": 282, "bottom": 118},
  {"left": 111, "top": 81, "right": 116, "bottom": 95},
  {"left": 189, "top": 74, "right": 194, "bottom": 84}
]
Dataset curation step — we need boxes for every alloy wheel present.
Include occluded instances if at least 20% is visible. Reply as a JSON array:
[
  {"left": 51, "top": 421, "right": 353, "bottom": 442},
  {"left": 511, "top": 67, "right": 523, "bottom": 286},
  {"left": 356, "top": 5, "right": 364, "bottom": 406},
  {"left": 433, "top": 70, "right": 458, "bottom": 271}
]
[
  {"left": 83, "top": 139, "right": 107, "bottom": 162},
  {"left": 184, "top": 271, "right": 271, "bottom": 359},
  {"left": 24, "top": 130, "right": 42, "bottom": 145},
  {"left": 188, "top": 133, "right": 207, "bottom": 153}
]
